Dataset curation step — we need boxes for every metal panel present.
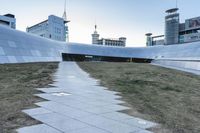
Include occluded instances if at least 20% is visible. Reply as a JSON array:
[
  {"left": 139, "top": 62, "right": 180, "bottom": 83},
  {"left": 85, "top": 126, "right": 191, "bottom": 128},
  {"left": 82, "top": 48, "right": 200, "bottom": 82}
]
[{"left": 0, "top": 47, "right": 5, "bottom": 55}]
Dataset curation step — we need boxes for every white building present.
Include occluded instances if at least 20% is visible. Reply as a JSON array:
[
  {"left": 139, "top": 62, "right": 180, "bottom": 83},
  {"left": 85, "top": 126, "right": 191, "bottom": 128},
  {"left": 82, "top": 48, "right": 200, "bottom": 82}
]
[
  {"left": 0, "top": 14, "right": 16, "bottom": 29},
  {"left": 27, "top": 15, "right": 69, "bottom": 42},
  {"left": 97, "top": 38, "right": 126, "bottom": 47},
  {"left": 92, "top": 25, "right": 126, "bottom": 47},
  {"left": 91, "top": 25, "right": 100, "bottom": 44}
]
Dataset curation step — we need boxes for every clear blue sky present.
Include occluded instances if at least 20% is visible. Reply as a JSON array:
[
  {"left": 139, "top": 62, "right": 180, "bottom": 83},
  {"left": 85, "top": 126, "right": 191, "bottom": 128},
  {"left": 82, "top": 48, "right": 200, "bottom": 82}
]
[{"left": 0, "top": 0, "right": 200, "bottom": 47}]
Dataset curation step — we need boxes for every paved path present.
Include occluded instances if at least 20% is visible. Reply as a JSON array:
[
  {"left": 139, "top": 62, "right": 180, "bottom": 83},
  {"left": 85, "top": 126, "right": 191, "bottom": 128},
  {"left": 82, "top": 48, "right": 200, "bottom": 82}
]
[{"left": 17, "top": 62, "right": 157, "bottom": 133}]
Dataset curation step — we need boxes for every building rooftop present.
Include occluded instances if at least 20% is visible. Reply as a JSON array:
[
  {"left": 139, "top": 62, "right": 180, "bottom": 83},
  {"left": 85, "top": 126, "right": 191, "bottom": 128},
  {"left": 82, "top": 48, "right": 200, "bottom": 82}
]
[
  {"left": 100, "top": 38, "right": 125, "bottom": 41},
  {"left": 166, "top": 8, "right": 179, "bottom": 14},
  {"left": 27, "top": 20, "right": 48, "bottom": 29},
  {"left": 145, "top": 33, "right": 152, "bottom": 36},
  {"left": 4, "top": 14, "right": 15, "bottom": 18}
]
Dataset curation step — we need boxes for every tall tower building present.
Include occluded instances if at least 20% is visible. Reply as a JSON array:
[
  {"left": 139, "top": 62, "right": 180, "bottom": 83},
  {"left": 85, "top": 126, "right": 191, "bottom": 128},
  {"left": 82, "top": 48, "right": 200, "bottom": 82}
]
[
  {"left": 63, "top": 0, "right": 70, "bottom": 42},
  {"left": 165, "top": 8, "right": 179, "bottom": 45},
  {"left": 92, "top": 25, "right": 100, "bottom": 44},
  {"left": 145, "top": 33, "right": 153, "bottom": 46}
]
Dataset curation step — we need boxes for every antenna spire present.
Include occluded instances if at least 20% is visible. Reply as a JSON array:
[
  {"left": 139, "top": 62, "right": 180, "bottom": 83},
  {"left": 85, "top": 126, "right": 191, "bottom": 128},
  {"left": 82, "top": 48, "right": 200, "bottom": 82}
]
[
  {"left": 176, "top": 0, "right": 178, "bottom": 8},
  {"left": 62, "top": 0, "right": 67, "bottom": 22},
  {"left": 64, "top": 0, "right": 66, "bottom": 11},
  {"left": 95, "top": 24, "right": 97, "bottom": 31},
  {"left": 95, "top": 19, "right": 97, "bottom": 31}
]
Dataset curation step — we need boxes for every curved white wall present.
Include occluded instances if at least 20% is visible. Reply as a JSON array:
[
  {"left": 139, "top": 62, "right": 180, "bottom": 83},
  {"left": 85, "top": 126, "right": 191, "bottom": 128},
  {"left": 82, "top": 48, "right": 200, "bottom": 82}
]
[
  {"left": 0, "top": 26, "right": 67, "bottom": 63},
  {"left": 0, "top": 25, "right": 200, "bottom": 73}
]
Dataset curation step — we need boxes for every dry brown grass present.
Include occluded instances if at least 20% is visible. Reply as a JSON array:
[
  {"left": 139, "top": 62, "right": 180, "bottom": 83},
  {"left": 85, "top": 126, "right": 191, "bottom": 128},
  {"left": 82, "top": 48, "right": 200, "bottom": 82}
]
[
  {"left": 0, "top": 62, "right": 58, "bottom": 133},
  {"left": 78, "top": 62, "right": 200, "bottom": 133}
]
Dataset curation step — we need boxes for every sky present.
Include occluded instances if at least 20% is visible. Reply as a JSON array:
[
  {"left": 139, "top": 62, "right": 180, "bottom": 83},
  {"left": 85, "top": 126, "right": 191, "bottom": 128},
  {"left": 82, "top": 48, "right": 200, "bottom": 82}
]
[{"left": 1, "top": 0, "right": 200, "bottom": 47}]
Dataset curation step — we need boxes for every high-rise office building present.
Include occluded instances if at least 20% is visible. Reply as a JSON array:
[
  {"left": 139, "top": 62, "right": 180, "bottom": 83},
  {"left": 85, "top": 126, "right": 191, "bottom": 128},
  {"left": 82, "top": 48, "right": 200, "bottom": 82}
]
[
  {"left": 165, "top": 8, "right": 180, "bottom": 45},
  {"left": 26, "top": 1, "right": 70, "bottom": 42},
  {"left": 27, "top": 15, "right": 69, "bottom": 42},
  {"left": 0, "top": 14, "right": 16, "bottom": 29}
]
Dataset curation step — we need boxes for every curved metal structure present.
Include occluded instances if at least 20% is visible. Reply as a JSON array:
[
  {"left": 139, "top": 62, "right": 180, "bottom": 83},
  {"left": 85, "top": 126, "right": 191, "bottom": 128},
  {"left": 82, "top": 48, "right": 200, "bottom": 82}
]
[{"left": 0, "top": 25, "right": 200, "bottom": 73}]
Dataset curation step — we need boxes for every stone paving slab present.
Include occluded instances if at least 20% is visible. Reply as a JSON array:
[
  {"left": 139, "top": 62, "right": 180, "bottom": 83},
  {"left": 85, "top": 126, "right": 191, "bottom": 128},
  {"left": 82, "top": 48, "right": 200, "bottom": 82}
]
[
  {"left": 31, "top": 113, "right": 89, "bottom": 132},
  {"left": 22, "top": 108, "right": 52, "bottom": 116},
  {"left": 100, "top": 112, "right": 134, "bottom": 121},
  {"left": 131, "top": 130, "right": 154, "bottom": 133},
  {"left": 35, "top": 101, "right": 94, "bottom": 119},
  {"left": 68, "top": 127, "right": 109, "bottom": 133},
  {"left": 77, "top": 115, "right": 141, "bottom": 133},
  {"left": 17, "top": 124, "right": 62, "bottom": 133},
  {"left": 17, "top": 62, "right": 157, "bottom": 133}
]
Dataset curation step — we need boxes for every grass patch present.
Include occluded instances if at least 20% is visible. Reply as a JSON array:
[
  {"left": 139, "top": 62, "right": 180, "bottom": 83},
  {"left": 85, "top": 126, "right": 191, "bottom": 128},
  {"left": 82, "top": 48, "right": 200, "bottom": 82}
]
[
  {"left": 78, "top": 62, "right": 200, "bottom": 133},
  {"left": 0, "top": 62, "right": 58, "bottom": 133}
]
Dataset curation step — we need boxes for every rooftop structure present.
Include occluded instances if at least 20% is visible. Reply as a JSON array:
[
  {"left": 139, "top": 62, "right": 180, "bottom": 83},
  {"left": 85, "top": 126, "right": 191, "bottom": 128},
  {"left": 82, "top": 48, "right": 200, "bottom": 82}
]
[
  {"left": 62, "top": 0, "right": 70, "bottom": 41},
  {"left": 91, "top": 25, "right": 100, "bottom": 44},
  {"left": 165, "top": 8, "right": 179, "bottom": 13},
  {"left": 145, "top": 33, "right": 153, "bottom": 46},
  {"left": 62, "top": 0, "right": 70, "bottom": 24},
  {"left": 0, "top": 14, "right": 16, "bottom": 29},
  {"left": 92, "top": 25, "right": 126, "bottom": 47},
  {"left": 146, "top": 34, "right": 165, "bottom": 46}
]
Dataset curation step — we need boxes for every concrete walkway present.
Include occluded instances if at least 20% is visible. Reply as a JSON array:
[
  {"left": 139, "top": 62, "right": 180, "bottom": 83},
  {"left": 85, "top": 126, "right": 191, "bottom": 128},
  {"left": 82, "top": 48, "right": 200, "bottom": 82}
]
[{"left": 17, "top": 62, "right": 157, "bottom": 133}]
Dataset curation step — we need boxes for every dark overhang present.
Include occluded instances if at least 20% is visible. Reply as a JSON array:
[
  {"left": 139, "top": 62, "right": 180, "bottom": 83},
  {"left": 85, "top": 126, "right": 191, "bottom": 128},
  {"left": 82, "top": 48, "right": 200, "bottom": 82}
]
[
  {"left": 4, "top": 14, "right": 15, "bottom": 18},
  {"left": 166, "top": 8, "right": 179, "bottom": 13}
]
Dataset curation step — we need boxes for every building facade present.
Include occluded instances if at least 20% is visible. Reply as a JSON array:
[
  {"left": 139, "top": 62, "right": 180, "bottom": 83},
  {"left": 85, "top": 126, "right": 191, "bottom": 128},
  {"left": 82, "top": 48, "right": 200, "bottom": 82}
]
[
  {"left": 92, "top": 25, "right": 126, "bottom": 47},
  {"left": 0, "top": 14, "right": 16, "bottom": 29},
  {"left": 146, "top": 8, "right": 200, "bottom": 46},
  {"left": 146, "top": 33, "right": 165, "bottom": 46},
  {"left": 165, "top": 8, "right": 180, "bottom": 45},
  {"left": 97, "top": 38, "right": 126, "bottom": 47},
  {"left": 27, "top": 15, "right": 69, "bottom": 42},
  {"left": 179, "top": 17, "right": 200, "bottom": 43},
  {"left": 146, "top": 33, "right": 153, "bottom": 46}
]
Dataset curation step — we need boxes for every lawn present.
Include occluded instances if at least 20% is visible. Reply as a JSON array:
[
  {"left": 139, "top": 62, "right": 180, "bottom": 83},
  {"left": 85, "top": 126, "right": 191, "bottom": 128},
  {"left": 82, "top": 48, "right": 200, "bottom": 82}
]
[
  {"left": 0, "top": 63, "right": 58, "bottom": 133},
  {"left": 78, "top": 62, "right": 200, "bottom": 133}
]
